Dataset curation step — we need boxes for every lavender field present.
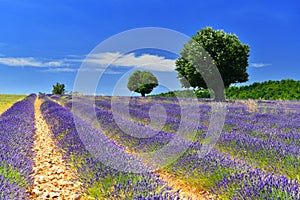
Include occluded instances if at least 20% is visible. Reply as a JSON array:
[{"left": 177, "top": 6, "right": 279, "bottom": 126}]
[{"left": 0, "top": 94, "right": 299, "bottom": 199}]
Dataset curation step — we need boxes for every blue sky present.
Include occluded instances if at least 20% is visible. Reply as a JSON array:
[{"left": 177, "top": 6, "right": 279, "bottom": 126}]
[{"left": 0, "top": 0, "right": 299, "bottom": 95}]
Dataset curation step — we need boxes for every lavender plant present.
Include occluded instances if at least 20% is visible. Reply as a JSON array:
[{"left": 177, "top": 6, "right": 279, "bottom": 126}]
[{"left": 0, "top": 94, "right": 36, "bottom": 199}]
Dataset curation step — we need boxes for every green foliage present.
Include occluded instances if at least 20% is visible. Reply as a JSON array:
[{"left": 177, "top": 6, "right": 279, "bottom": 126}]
[
  {"left": 151, "top": 89, "right": 211, "bottom": 98},
  {"left": 69, "top": 91, "right": 80, "bottom": 95},
  {"left": 152, "top": 79, "right": 300, "bottom": 100},
  {"left": 226, "top": 79, "right": 300, "bottom": 100},
  {"left": 0, "top": 94, "right": 26, "bottom": 115},
  {"left": 175, "top": 27, "right": 250, "bottom": 101},
  {"left": 0, "top": 162, "right": 27, "bottom": 188},
  {"left": 127, "top": 70, "right": 158, "bottom": 96},
  {"left": 52, "top": 82, "right": 65, "bottom": 94}
]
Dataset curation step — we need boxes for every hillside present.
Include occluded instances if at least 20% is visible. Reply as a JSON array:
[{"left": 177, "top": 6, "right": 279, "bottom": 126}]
[
  {"left": 226, "top": 79, "right": 300, "bottom": 100},
  {"left": 151, "top": 79, "right": 300, "bottom": 100}
]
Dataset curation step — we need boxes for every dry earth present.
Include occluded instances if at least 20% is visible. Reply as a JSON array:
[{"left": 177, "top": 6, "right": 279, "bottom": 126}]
[{"left": 27, "top": 98, "right": 82, "bottom": 199}]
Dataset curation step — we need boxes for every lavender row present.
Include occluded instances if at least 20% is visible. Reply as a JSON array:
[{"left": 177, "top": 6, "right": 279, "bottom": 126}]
[
  {"left": 40, "top": 99, "right": 180, "bottom": 199},
  {"left": 63, "top": 96, "right": 298, "bottom": 173},
  {"left": 0, "top": 94, "right": 36, "bottom": 199},
  {"left": 97, "top": 98, "right": 300, "bottom": 169},
  {"left": 218, "top": 131, "right": 299, "bottom": 179},
  {"left": 214, "top": 168, "right": 299, "bottom": 199},
  {"left": 70, "top": 96, "right": 210, "bottom": 135},
  {"left": 66, "top": 96, "right": 299, "bottom": 171},
  {"left": 126, "top": 98, "right": 300, "bottom": 140},
  {"left": 224, "top": 103, "right": 300, "bottom": 146},
  {"left": 169, "top": 141, "right": 299, "bottom": 199},
  {"left": 67, "top": 100, "right": 176, "bottom": 153}
]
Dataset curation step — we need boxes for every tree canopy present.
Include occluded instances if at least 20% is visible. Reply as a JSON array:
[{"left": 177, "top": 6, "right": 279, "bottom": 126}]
[
  {"left": 175, "top": 27, "right": 250, "bottom": 101},
  {"left": 52, "top": 82, "right": 65, "bottom": 94},
  {"left": 127, "top": 70, "right": 158, "bottom": 97}
]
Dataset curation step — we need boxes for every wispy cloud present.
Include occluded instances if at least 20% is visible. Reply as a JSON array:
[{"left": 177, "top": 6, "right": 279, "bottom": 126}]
[
  {"left": 103, "top": 69, "right": 123, "bottom": 75},
  {"left": 0, "top": 57, "right": 68, "bottom": 67},
  {"left": 82, "top": 52, "right": 176, "bottom": 72},
  {"left": 250, "top": 63, "right": 271, "bottom": 68},
  {"left": 77, "top": 68, "right": 123, "bottom": 74},
  {"left": 40, "top": 67, "right": 122, "bottom": 74},
  {"left": 0, "top": 52, "right": 177, "bottom": 73},
  {"left": 41, "top": 67, "right": 77, "bottom": 73}
]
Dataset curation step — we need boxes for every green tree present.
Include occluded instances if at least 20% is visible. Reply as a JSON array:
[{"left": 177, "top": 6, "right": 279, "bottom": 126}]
[
  {"left": 175, "top": 27, "right": 250, "bottom": 101},
  {"left": 52, "top": 82, "right": 65, "bottom": 94},
  {"left": 127, "top": 70, "right": 158, "bottom": 97}
]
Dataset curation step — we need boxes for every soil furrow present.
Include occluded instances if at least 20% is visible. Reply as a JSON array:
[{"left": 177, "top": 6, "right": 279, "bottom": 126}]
[{"left": 28, "top": 98, "right": 82, "bottom": 199}]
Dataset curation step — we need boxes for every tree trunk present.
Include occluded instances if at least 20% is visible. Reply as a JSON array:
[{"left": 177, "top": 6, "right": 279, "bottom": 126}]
[
  {"left": 141, "top": 93, "right": 145, "bottom": 97},
  {"left": 214, "top": 88, "right": 225, "bottom": 102}
]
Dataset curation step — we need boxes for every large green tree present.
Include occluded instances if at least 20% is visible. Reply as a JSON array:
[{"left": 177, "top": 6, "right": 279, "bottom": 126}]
[
  {"left": 127, "top": 70, "right": 158, "bottom": 97},
  {"left": 175, "top": 27, "right": 250, "bottom": 101},
  {"left": 52, "top": 82, "right": 65, "bottom": 94}
]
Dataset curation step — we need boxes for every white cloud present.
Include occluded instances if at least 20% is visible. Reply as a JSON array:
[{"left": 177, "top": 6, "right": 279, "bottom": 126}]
[
  {"left": 77, "top": 67, "right": 123, "bottom": 74},
  {"left": 42, "top": 67, "right": 122, "bottom": 74},
  {"left": 44, "top": 61, "right": 67, "bottom": 67},
  {"left": 250, "top": 63, "right": 271, "bottom": 68},
  {"left": 103, "top": 69, "right": 123, "bottom": 75},
  {"left": 82, "top": 52, "right": 176, "bottom": 71},
  {"left": 0, "top": 52, "right": 177, "bottom": 74},
  {"left": 0, "top": 57, "right": 68, "bottom": 67},
  {"left": 41, "top": 68, "right": 77, "bottom": 73}
]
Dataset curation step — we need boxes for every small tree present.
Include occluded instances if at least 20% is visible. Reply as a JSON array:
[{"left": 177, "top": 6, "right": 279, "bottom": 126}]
[
  {"left": 52, "top": 82, "right": 65, "bottom": 94},
  {"left": 175, "top": 27, "right": 250, "bottom": 101},
  {"left": 127, "top": 70, "right": 158, "bottom": 97}
]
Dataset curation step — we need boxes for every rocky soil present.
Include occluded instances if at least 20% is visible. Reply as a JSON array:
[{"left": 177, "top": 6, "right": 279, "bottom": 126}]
[{"left": 27, "top": 99, "right": 82, "bottom": 199}]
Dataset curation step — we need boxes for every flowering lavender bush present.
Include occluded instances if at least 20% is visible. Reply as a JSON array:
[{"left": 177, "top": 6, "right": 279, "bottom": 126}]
[
  {"left": 0, "top": 94, "right": 36, "bottom": 199},
  {"left": 214, "top": 168, "right": 299, "bottom": 199}
]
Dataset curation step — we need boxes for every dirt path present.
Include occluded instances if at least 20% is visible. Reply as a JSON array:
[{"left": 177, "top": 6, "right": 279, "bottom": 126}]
[{"left": 27, "top": 98, "right": 82, "bottom": 199}]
